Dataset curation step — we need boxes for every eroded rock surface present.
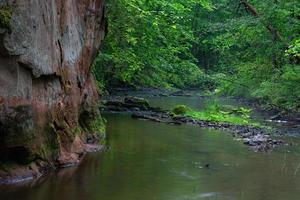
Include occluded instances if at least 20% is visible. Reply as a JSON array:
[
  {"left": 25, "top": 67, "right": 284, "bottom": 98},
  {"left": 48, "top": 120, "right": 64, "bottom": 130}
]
[{"left": 0, "top": 0, "right": 106, "bottom": 183}]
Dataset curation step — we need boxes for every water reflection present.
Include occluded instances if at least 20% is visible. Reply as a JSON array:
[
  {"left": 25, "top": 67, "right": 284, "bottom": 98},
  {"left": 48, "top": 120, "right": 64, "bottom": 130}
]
[{"left": 1, "top": 114, "right": 300, "bottom": 200}]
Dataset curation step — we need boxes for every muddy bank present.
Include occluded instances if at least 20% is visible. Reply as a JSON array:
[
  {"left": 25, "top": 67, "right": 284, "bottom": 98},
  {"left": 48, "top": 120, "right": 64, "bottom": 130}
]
[{"left": 102, "top": 96, "right": 287, "bottom": 152}]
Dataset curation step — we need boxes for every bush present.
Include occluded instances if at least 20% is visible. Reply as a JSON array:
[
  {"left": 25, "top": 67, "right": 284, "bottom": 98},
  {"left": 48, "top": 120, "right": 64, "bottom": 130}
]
[{"left": 252, "top": 65, "right": 300, "bottom": 111}]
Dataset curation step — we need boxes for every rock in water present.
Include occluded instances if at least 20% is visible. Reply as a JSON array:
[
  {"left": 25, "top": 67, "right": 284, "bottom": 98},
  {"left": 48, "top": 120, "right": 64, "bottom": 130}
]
[
  {"left": 0, "top": 0, "right": 106, "bottom": 183},
  {"left": 124, "top": 96, "right": 150, "bottom": 108}
]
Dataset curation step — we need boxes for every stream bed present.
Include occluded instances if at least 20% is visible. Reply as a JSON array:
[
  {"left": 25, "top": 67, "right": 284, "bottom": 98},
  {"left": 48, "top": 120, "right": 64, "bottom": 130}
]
[{"left": 1, "top": 95, "right": 300, "bottom": 200}]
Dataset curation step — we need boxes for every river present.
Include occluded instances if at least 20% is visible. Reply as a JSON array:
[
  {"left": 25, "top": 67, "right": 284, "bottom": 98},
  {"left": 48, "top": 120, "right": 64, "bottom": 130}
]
[{"left": 1, "top": 95, "right": 300, "bottom": 200}]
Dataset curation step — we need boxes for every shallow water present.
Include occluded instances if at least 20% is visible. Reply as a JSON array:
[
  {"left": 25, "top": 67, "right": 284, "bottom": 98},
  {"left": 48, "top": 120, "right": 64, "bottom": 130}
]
[{"left": 1, "top": 97, "right": 300, "bottom": 200}]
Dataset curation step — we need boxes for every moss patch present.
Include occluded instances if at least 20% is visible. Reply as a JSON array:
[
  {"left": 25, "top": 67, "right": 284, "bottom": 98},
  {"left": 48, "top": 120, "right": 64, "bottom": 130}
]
[
  {"left": 172, "top": 105, "right": 191, "bottom": 115},
  {"left": 0, "top": 5, "right": 12, "bottom": 32},
  {"left": 172, "top": 104, "right": 260, "bottom": 126},
  {"left": 79, "top": 105, "right": 106, "bottom": 140},
  {"left": 86, "top": 116, "right": 106, "bottom": 135}
]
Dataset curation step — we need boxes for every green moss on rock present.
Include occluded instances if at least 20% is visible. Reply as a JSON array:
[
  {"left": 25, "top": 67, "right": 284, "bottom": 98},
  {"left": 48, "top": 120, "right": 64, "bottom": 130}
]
[
  {"left": 172, "top": 105, "right": 191, "bottom": 115},
  {"left": 0, "top": 5, "right": 12, "bottom": 32},
  {"left": 79, "top": 104, "right": 106, "bottom": 140}
]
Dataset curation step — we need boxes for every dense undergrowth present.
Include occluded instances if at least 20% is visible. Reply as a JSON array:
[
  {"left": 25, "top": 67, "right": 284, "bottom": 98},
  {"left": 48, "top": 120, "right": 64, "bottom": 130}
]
[{"left": 93, "top": 0, "right": 300, "bottom": 113}]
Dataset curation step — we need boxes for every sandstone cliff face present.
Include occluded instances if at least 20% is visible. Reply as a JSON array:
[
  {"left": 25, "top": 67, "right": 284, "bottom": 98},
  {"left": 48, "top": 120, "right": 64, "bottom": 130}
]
[{"left": 0, "top": 0, "right": 106, "bottom": 182}]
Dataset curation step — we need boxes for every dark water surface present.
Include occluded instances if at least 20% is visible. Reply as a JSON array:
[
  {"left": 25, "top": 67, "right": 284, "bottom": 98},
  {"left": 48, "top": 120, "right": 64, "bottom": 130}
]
[{"left": 1, "top": 98, "right": 300, "bottom": 200}]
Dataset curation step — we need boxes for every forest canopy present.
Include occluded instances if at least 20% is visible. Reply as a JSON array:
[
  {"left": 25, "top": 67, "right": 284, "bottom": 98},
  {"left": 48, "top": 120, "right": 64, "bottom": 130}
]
[{"left": 93, "top": 0, "right": 300, "bottom": 111}]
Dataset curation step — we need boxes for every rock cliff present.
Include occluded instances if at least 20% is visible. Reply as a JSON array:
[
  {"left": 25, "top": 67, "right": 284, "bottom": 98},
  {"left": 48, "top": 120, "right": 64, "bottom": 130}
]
[{"left": 0, "top": 0, "right": 106, "bottom": 183}]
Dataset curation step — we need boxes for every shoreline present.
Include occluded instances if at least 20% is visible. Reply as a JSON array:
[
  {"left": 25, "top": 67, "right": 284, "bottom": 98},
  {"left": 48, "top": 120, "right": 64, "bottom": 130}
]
[
  {"left": 105, "top": 87, "right": 300, "bottom": 126},
  {"left": 102, "top": 96, "right": 289, "bottom": 152}
]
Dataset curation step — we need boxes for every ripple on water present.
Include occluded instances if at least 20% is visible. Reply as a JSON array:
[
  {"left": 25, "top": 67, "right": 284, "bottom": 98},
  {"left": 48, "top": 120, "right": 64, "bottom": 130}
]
[{"left": 176, "top": 192, "right": 221, "bottom": 200}]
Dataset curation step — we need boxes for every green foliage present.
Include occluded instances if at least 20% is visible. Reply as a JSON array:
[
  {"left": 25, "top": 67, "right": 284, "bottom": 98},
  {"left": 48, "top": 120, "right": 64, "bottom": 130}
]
[
  {"left": 172, "top": 105, "right": 191, "bottom": 115},
  {"left": 217, "top": 63, "right": 300, "bottom": 111},
  {"left": 187, "top": 111, "right": 250, "bottom": 125},
  {"left": 93, "top": 0, "right": 212, "bottom": 89},
  {"left": 179, "top": 103, "right": 257, "bottom": 125},
  {"left": 221, "top": 105, "right": 252, "bottom": 119},
  {"left": 93, "top": 0, "right": 299, "bottom": 113},
  {"left": 198, "top": 0, "right": 300, "bottom": 111},
  {"left": 217, "top": 61, "right": 274, "bottom": 97},
  {"left": 0, "top": 5, "right": 12, "bottom": 31},
  {"left": 252, "top": 65, "right": 300, "bottom": 111},
  {"left": 286, "top": 39, "right": 300, "bottom": 59}
]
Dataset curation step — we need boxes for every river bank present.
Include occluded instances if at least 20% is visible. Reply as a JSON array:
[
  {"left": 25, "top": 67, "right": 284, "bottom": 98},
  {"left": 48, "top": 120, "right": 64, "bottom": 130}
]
[
  {"left": 2, "top": 93, "right": 300, "bottom": 200},
  {"left": 102, "top": 91, "right": 296, "bottom": 152},
  {"left": 105, "top": 87, "right": 300, "bottom": 134},
  {"left": 107, "top": 87, "right": 300, "bottom": 124},
  {"left": 0, "top": 88, "right": 297, "bottom": 185}
]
